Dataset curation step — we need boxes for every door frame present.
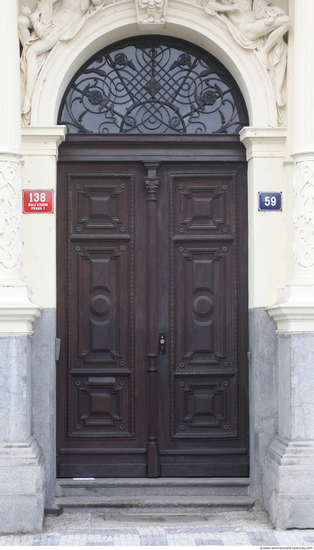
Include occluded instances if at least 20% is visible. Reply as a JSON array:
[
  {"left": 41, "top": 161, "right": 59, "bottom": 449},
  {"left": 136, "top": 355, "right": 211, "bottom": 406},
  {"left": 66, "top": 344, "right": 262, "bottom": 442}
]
[{"left": 56, "top": 134, "right": 247, "bottom": 164}]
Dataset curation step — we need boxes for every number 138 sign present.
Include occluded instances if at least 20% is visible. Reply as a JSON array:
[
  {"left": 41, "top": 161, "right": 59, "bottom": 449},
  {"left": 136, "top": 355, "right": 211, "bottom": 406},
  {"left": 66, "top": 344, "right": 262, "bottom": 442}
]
[{"left": 23, "top": 190, "right": 54, "bottom": 213}]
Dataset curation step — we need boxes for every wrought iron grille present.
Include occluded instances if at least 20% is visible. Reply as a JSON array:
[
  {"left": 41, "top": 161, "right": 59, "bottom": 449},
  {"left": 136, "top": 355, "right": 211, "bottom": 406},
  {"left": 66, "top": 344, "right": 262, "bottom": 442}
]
[{"left": 58, "top": 36, "right": 249, "bottom": 134}]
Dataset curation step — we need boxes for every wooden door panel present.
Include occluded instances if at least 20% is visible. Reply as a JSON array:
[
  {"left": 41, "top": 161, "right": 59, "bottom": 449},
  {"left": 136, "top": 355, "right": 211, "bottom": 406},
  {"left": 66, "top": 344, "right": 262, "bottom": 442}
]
[
  {"left": 68, "top": 172, "right": 134, "bottom": 438},
  {"left": 73, "top": 375, "right": 131, "bottom": 434},
  {"left": 174, "top": 244, "right": 233, "bottom": 368},
  {"left": 57, "top": 162, "right": 148, "bottom": 477},
  {"left": 69, "top": 172, "right": 132, "bottom": 234},
  {"left": 172, "top": 241, "right": 237, "bottom": 438},
  {"left": 174, "top": 174, "right": 234, "bottom": 235},
  {"left": 158, "top": 162, "right": 248, "bottom": 477},
  {"left": 73, "top": 243, "right": 131, "bottom": 368},
  {"left": 173, "top": 376, "right": 236, "bottom": 437},
  {"left": 159, "top": 454, "right": 249, "bottom": 478}
]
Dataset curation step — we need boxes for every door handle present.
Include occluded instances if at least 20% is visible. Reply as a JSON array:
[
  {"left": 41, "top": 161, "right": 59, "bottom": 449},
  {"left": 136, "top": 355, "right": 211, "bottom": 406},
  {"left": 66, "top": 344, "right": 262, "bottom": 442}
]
[{"left": 159, "top": 333, "right": 166, "bottom": 355}]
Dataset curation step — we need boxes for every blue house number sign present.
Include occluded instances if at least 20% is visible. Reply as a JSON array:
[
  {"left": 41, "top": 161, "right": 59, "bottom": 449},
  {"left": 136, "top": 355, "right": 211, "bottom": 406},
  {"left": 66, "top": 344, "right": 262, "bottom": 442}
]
[{"left": 258, "top": 192, "right": 282, "bottom": 211}]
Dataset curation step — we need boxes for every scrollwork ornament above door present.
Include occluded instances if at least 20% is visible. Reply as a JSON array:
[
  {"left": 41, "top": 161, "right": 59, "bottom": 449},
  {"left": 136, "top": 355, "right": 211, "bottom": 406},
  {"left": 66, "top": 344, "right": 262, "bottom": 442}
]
[
  {"left": 135, "top": 0, "right": 168, "bottom": 24},
  {"left": 292, "top": 160, "right": 314, "bottom": 269}
]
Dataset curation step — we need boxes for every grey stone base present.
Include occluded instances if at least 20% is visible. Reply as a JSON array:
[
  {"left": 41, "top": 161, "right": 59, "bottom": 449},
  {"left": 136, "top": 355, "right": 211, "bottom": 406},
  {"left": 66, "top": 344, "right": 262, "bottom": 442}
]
[
  {"left": 264, "top": 436, "right": 314, "bottom": 529},
  {"left": 55, "top": 478, "right": 253, "bottom": 514},
  {"left": 56, "top": 495, "right": 254, "bottom": 514},
  {"left": 0, "top": 494, "right": 44, "bottom": 534},
  {"left": 249, "top": 308, "right": 278, "bottom": 506},
  {"left": 56, "top": 478, "right": 251, "bottom": 498},
  {"left": 0, "top": 438, "right": 45, "bottom": 534},
  {"left": 31, "top": 308, "right": 57, "bottom": 509}
]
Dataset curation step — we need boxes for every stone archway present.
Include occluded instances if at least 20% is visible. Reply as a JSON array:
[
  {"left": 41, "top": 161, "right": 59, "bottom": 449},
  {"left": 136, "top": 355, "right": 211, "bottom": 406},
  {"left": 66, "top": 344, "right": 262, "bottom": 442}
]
[
  {"left": 55, "top": 35, "right": 250, "bottom": 479},
  {"left": 29, "top": 1, "right": 278, "bottom": 128}
]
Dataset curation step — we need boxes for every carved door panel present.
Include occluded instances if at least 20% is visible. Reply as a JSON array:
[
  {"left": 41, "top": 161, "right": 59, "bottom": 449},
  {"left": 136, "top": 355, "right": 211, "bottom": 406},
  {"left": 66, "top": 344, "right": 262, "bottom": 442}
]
[
  {"left": 157, "top": 162, "right": 249, "bottom": 477},
  {"left": 57, "top": 161, "right": 149, "bottom": 477},
  {"left": 57, "top": 140, "right": 248, "bottom": 478}
]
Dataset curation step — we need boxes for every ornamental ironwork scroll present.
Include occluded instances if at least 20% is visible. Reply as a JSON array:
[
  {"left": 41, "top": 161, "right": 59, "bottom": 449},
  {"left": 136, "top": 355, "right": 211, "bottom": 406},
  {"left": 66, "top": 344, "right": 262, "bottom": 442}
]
[{"left": 58, "top": 36, "right": 249, "bottom": 134}]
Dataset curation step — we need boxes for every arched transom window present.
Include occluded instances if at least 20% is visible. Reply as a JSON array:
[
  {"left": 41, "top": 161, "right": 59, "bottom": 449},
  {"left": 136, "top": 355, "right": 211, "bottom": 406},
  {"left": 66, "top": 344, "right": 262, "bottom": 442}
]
[{"left": 58, "top": 36, "right": 249, "bottom": 134}]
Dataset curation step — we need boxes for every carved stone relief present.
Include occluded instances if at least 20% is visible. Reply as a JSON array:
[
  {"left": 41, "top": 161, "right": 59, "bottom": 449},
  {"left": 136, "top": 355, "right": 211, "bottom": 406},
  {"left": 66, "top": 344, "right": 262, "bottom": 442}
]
[
  {"left": 292, "top": 160, "right": 314, "bottom": 269},
  {"left": 0, "top": 159, "right": 22, "bottom": 271},
  {"left": 18, "top": 0, "right": 117, "bottom": 125},
  {"left": 19, "top": 0, "right": 290, "bottom": 125},
  {"left": 135, "top": 0, "right": 168, "bottom": 24},
  {"left": 202, "top": 0, "right": 291, "bottom": 123}
]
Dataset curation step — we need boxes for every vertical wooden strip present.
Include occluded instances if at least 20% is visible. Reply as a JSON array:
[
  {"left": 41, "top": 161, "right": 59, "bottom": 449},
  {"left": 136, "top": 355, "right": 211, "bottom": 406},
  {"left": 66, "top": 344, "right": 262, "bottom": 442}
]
[
  {"left": 147, "top": 352, "right": 158, "bottom": 476},
  {"left": 145, "top": 165, "right": 160, "bottom": 477}
]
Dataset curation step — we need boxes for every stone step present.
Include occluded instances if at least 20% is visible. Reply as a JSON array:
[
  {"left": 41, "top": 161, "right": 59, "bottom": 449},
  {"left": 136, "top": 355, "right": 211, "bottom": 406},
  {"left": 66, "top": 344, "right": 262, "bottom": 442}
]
[
  {"left": 56, "top": 477, "right": 250, "bottom": 498},
  {"left": 56, "top": 495, "right": 254, "bottom": 514}
]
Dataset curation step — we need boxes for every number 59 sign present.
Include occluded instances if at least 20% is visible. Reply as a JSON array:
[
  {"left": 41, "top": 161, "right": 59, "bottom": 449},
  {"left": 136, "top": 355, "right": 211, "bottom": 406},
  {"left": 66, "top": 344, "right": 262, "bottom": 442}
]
[
  {"left": 23, "top": 190, "right": 54, "bottom": 213},
  {"left": 258, "top": 192, "right": 282, "bottom": 211}
]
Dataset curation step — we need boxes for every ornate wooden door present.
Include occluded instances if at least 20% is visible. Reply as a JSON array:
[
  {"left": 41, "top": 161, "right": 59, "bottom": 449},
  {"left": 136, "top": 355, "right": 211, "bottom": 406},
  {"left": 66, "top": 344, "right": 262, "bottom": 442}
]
[
  {"left": 57, "top": 135, "right": 248, "bottom": 477},
  {"left": 157, "top": 159, "right": 248, "bottom": 476}
]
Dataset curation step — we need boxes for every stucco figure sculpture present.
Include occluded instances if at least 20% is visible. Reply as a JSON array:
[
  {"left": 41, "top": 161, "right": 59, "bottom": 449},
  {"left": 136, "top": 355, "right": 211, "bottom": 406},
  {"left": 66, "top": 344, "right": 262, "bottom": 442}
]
[
  {"left": 135, "top": 0, "right": 168, "bottom": 24},
  {"left": 18, "top": 0, "right": 115, "bottom": 125},
  {"left": 202, "top": 0, "right": 291, "bottom": 121}
]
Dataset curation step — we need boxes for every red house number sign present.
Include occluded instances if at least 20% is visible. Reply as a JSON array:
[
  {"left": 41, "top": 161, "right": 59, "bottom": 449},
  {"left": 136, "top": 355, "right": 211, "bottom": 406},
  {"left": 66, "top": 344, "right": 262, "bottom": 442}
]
[{"left": 23, "top": 190, "right": 54, "bottom": 213}]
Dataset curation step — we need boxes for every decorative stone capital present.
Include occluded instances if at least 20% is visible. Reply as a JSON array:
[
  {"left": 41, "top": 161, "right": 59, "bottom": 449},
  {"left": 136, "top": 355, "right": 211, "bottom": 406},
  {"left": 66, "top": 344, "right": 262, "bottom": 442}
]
[
  {"left": 0, "top": 283, "right": 42, "bottom": 335},
  {"left": 22, "top": 126, "right": 67, "bottom": 158},
  {"left": 145, "top": 179, "right": 159, "bottom": 191},
  {"left": 239, "top": 127, "right": 286, "bottom": 161},
  {"left": 135, "top": 0, "right": 168, "bottom": 24},
  {"left": 267, "top": 282, "right": 314, "bottom": 334},
  {"left": 144, "top": 179, "right": 160, "bottom": 202},
  {"left": 144, "top": 163, "right": 160, "bottom": 201}
]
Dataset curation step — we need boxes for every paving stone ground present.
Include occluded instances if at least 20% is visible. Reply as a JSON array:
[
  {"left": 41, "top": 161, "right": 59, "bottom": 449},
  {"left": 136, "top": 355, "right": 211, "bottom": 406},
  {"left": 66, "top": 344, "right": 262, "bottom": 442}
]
[{"left": 1, "top": 509, "right": 314, "bottom": 547}]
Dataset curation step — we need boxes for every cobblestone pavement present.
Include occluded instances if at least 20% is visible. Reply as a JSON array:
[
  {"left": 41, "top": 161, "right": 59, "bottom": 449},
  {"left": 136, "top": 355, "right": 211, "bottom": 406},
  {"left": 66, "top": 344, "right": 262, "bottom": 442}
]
[{"left": 1, "top": 509, "right": 314, "bottom": 547}]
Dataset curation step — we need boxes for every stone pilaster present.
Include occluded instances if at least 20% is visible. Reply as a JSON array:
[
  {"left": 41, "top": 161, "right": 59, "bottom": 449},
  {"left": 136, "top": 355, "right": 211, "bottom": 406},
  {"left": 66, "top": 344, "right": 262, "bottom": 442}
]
[
  {"left": 22, "top": 125, "right": 66, "bottom": 512},
  {"left": 266, "top": 0, "right": 314, "bottom": 529},
  {"left": 0, "top": 0, "right": 44, "bottom": 534}
]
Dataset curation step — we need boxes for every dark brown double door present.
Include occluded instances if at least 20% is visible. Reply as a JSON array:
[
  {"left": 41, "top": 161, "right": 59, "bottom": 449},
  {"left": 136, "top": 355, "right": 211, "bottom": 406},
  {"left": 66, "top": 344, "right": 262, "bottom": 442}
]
[{"left": 57, "top": 135, "right": 248, "bottom": 478}]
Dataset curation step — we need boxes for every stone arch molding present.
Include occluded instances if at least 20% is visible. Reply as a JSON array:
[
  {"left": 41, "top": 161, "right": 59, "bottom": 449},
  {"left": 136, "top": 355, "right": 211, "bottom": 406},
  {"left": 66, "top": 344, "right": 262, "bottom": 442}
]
[{"left": 25, "top": 0, "right": 281, "bottom": 129}]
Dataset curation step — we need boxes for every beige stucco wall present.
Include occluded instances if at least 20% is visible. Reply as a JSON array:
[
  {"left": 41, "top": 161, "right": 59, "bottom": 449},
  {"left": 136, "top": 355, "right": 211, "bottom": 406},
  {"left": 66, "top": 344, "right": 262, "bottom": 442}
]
[
  {"left": 22, "top": 144, "right": 59, "bottom": 309},
  {"left": 20, "top": 0, "right": 290, "bottom": 310}
]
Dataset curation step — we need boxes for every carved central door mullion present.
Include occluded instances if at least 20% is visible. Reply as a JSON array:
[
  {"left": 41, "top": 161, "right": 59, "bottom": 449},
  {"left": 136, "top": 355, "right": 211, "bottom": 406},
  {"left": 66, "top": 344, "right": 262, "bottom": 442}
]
[{"left": 144, "top": 163, "right": 160, "bottom": 478}]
